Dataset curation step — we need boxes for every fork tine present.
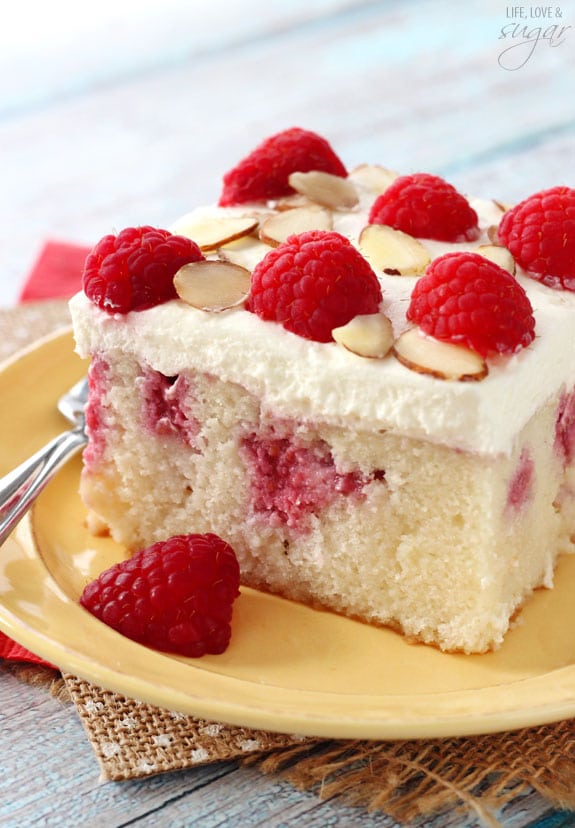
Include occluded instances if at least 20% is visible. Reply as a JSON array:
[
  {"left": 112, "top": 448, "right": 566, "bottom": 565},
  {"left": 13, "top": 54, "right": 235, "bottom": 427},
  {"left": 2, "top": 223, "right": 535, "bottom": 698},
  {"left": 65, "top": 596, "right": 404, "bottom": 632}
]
[{"left": 57, "top": 376, "right": 89, "bottom": 425}]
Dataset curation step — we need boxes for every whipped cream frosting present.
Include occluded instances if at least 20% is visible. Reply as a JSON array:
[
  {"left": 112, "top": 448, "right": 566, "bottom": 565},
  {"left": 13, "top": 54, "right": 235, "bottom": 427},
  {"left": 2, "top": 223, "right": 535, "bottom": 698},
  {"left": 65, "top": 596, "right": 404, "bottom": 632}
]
[{"left": 70, "top": 188, "right": 575, "bottom": 457}]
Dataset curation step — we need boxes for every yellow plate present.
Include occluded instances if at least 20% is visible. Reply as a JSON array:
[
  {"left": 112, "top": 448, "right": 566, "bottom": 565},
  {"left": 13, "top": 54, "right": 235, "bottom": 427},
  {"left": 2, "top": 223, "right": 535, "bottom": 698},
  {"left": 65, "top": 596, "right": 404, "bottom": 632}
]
[{"left": 1, "top": 330, "right": 575, "bottom": 739}]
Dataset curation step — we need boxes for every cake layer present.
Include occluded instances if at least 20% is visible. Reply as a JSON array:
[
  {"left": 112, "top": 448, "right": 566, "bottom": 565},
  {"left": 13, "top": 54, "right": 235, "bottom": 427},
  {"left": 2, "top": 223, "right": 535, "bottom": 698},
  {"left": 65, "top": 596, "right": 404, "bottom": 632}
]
[{"left": 77, "top": 349, "right": 575, "bottom": 653}]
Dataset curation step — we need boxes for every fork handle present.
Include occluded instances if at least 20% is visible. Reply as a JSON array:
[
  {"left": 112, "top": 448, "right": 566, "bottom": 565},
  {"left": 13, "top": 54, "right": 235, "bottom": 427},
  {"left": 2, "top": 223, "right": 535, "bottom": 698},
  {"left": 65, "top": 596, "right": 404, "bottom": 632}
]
[{"left": 0, "top": 428, "right": 87, "bottom": 546}]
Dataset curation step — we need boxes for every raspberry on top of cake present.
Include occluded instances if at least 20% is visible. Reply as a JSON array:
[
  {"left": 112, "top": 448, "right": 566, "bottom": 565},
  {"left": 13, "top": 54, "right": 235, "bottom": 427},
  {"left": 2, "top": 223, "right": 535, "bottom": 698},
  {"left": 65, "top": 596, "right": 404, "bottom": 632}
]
[{"left": 76, "top": 125, "right": 562, "bottom": 389}]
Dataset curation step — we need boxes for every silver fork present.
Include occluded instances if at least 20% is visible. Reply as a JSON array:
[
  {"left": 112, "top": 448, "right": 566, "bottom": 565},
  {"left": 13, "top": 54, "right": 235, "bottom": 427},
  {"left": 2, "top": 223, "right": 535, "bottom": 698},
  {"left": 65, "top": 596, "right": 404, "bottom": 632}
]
[{"left": 0, "top": 376, "right": 89, "bottom": 546}]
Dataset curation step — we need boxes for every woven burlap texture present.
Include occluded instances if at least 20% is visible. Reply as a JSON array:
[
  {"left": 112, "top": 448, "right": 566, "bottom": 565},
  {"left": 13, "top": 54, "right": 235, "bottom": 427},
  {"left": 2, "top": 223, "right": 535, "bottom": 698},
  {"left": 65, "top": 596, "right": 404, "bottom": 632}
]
[
  {"left": 0, "top": 299, "right": 72, "bottom": 363},
  {"left": 3, "top": 300, "right": 575, "bottom": 828},
  {"left": 63, "top": 674, "right": 309, "bottom": 781},
  {"left": 253, "top": 720, "right": 575, "bottom": 827}
]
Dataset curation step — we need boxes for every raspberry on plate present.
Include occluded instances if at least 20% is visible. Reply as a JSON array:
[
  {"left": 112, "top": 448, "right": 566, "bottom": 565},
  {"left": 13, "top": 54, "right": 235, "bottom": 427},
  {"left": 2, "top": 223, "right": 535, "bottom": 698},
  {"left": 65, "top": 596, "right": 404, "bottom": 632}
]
[
  {"left": 247, "top": 230, "right": 383, "bottom": 343},
  {"left": 368, "top": 172, "right": 479, "bottom": 243},
  {"left": 80, "top": 533, "right": 240, "bottom": 657},
  {"left": 218, "top": 127, "right": 347, "bottom": 206},
  {"left": 83, "top": 226, "right": 204, "bottom": 314},
  {"left": 497, "top": 186, "right": 575, "bottom": 290},
  {"left": 407, "top": 251, "right": 535, "bottom": 357}
]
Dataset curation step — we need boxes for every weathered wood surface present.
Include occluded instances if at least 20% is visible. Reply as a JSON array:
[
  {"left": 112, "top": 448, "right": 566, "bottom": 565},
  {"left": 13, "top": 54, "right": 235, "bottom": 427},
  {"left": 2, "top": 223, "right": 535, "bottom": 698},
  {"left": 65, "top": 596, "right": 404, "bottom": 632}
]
[{"left": 1, "top": 0, "right": 575, "bottom": 825}]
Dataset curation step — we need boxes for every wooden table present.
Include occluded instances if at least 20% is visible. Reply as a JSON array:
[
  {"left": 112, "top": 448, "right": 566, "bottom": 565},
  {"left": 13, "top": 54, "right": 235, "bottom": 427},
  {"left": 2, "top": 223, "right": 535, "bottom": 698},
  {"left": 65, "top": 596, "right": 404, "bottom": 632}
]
[
  {"left": 1, "top": 1, "right": 575, "bottom": 825},
  {"left": 1, "top": 667, "right": 573, "bottom": 828}
]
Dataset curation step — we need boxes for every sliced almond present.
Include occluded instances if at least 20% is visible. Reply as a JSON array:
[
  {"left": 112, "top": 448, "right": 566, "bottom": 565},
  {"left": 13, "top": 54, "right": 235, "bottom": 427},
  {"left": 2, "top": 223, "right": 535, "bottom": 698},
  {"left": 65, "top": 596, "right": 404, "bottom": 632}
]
[
  {"left": 476, "top": 244, "right": 516, "bottom": 274},
  {"left": 332, "top": 313, "right": 394, "bottom": 359},
  {"left": 493, "top": 199, "right": 513, "bottom": 213},
  {"left": 358, "top": 224, "right": 430, "bottom": 276},
  {"left": 348, "top": 164, "right": 398, "bottom": 194},
  {"left": 174, "top": 260, "right": 251, "bottom": 311},
  {"left": 259, "top": 206, "right": 333, "bottom": 247},
  {"left": 487, "top": 225, "right": 500, "bottom": 244},
  {"left": 393, "top": 327, "right": 488, "bottom": 382},
  {"left": 273, "top": 194, "right": 315, "bottom": 211},
  {"left": 288, "top": 171, "right": 359, "bottom": 210},
  {"left": 171, "top": 215, "right": 259, "bottom": 252},
  {"left": 218, "top": 236, "right": 272, "bottom": 271}
]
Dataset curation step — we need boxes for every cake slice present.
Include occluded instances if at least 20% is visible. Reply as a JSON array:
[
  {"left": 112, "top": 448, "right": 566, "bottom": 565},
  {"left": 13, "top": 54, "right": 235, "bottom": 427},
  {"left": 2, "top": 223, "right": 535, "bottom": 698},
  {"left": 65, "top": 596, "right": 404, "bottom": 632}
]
[{"left": 69, "top": 128, "right": 575, "bottom": 654}]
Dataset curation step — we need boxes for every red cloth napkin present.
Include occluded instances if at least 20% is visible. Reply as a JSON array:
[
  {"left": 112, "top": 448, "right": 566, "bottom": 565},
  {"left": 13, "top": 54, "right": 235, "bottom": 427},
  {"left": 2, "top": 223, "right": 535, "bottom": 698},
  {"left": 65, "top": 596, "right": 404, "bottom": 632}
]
[
  {"left": 2, "top": 240, "right": 92, "bottom": 668},
  {"left": 0, "top": 636, "right": 56, "bottom": 666},
  {"left": 19, "top": 239, "right": 91, "bottom": 302}
]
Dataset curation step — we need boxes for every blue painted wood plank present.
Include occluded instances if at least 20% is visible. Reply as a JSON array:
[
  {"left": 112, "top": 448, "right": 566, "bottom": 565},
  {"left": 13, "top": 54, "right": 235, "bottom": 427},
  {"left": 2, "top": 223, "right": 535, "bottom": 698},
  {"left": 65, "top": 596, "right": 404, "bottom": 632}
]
[
  {"left": 0, "top": 0, "right": 378, "bottom": 120},
  {"left": 523, "top": 812, "right": 575, "bottom": 828}
]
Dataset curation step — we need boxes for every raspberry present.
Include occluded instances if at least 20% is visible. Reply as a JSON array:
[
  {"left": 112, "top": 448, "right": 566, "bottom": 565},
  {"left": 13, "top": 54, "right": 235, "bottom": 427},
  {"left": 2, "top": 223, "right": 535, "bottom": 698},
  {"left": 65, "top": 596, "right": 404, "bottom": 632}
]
[
  {"left": 247, "top": 230, "right": 382, "bottom": 343},
  {"left": 497, "top": 186, "right": 575, "bottom": 290},
  {"left": 218, "top": 127, "right": 347, "bottom": 206},
  {"left": 80, "top": 533, "right": 240, "bottom": 657},
  {"left": 407, "top": 252, "right": 535, "bottom": 356},
  {"left": 368, "top": 173, "right": 479, "bottom": 242},
  {"left": 83, "top": 226, "right": 204, "bottom": 314}
]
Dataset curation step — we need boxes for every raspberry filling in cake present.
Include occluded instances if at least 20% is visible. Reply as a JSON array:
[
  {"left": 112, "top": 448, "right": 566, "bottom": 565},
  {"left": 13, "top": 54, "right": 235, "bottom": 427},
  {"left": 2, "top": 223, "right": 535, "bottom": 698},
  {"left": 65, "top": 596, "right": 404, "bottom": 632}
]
[
  {"left": 555, "top": 386, "right": 575, "bottom": 464},
  {"left": 139, "top": 369, "right": 200, "bottom": 444},
  {"left": 83, "top": 355, "right": 109, "bottom": 467},
  {"left": 240, "top": 429, "right": 383, "bottom": 531},
  {"left": 506, "top": 448, "right": 535, "bottom": 513},
  {"left": 70, "top": 127, "right": 575, "bottom": 655}
]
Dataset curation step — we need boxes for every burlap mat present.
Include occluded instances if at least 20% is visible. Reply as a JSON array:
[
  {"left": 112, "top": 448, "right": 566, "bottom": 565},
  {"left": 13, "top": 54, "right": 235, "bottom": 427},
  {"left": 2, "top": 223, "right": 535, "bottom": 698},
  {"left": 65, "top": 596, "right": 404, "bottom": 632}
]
[
  {"left": 62, "top": 674, "right": 309, "bottom": 779},
  {"left": 2, "top": 300, "right": 575, "bottom": 827}
]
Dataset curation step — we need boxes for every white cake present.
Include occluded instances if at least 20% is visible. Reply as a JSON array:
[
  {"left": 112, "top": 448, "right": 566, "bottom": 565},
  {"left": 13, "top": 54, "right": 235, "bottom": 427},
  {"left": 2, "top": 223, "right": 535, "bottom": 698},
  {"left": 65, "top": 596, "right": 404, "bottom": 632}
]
[{"left": 70, "top": 133, "right": 575, "bottom": 654}]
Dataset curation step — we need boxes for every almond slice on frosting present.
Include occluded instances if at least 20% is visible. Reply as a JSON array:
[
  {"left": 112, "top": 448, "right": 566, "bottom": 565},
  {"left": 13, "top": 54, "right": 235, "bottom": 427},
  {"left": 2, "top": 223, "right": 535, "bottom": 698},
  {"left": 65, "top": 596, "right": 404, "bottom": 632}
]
[
  {"left": 273, "top": 193, "right": 315, "bottom": 211},
  {"left": 348, "top": 164, "right": 398, "bottom": 194},
  {"left": 487, "top": 225, "right": 500, "bottom": 244},
  {"left": 393, "top": 327, "right": 488, "bottom": 381},
  {"left": 288, "top": 170, "right": 359, "bottom": 210},
  {"left": 259, "top": 206, "right": 333, "bottom": 247},
  {"left": 218, "top": 236, "right": 272, "bottom": 271},
  {"left": 174, "top": 260, "right": 251, "bottom": 311},
  {"left": 171, "top": 215, "right": 259, "bottom": 252},
  {"left": 358, "top": 224, "right": 430, "bottom": 276},
  {"left": 332, "top": 313, "right": 394, "bottom": 359},
  {"left": 476, "top": 244, "right": 516, "bottom": 274},
  {"left": 493, "top": 199, "right": 513, "bottom": 213}
]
